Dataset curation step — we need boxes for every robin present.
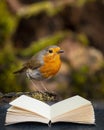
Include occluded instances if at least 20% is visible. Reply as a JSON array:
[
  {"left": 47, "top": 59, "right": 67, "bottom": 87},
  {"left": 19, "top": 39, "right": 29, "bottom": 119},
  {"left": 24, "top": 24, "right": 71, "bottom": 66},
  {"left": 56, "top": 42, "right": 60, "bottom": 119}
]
[{"left": 14, "top": 45, "right": 64, "bottom": 91}]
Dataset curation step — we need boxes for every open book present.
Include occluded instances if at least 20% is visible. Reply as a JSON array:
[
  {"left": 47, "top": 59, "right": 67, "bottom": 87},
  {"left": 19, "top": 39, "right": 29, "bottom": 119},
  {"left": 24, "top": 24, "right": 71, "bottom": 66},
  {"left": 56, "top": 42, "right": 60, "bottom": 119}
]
[{"left": 5, "top": 95, "right": 95, "bottom": 126}]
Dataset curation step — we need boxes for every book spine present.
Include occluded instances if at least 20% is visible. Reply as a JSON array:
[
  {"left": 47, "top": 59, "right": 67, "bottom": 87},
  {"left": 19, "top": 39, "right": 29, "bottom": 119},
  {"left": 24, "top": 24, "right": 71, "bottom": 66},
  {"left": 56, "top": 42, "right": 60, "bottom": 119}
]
[{"left": 48, "top": 120, "right": 51, "bottom": 127}]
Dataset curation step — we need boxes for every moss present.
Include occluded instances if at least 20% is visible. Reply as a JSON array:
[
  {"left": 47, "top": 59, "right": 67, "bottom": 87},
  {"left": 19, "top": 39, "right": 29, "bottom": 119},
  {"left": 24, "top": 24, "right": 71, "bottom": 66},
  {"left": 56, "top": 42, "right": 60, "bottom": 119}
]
[
  {"left": 0, "top": 91, "right": 58, "bottom": 105},
  {"left": 20, "top": 31, "right": 68, "bottom": 57},
  {"left": 17, "top": 1, "right": 71, "bottom": 17},
  {"left": 0, "top": 43, "right": 26, "bottom": 93},
  {"left": 0, "top": 1, "right": 17, "bottom": 45},
  {"left": 76, "top": 33, "right": 89, "bottom": 46}
]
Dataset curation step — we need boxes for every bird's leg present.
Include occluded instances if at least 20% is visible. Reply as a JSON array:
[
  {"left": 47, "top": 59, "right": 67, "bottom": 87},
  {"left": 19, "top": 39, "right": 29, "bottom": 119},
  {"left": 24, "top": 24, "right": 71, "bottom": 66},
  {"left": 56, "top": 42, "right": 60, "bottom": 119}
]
[
  {"left": 40, "top": 81, "right": 49, "bottom": 92},
  {"left": 30, "top": 79, "right": 41, "bottom": 92},
  {"left": 40, "top": 81, "right": 56, "bottom": 96},
  {"left": 26, "top": 69, "right": 48, "bottom": 92},
  {"left": 26, "top": 72, "right": 40, "bottom": 92}
]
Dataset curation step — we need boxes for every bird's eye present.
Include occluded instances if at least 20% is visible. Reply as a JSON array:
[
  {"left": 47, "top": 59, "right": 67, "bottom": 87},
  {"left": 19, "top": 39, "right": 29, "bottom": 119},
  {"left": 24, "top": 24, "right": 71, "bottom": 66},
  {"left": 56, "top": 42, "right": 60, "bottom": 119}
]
[{"left": 49, "top": 50, "right": 53, "bottom": 53}]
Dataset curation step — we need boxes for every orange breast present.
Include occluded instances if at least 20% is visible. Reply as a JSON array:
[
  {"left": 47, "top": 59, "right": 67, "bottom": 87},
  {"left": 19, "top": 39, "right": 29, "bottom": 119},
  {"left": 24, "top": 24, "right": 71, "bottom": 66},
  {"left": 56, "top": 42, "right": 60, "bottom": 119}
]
[{"left": 39, "top": 54, "right": 61, "bottom": 79}]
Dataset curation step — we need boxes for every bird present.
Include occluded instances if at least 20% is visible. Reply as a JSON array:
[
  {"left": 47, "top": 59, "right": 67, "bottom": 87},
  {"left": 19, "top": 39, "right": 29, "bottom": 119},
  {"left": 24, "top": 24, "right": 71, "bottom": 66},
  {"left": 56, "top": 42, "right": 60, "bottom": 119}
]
[{"left": 14, "top": 45, "right": 64, "bottom": 91}]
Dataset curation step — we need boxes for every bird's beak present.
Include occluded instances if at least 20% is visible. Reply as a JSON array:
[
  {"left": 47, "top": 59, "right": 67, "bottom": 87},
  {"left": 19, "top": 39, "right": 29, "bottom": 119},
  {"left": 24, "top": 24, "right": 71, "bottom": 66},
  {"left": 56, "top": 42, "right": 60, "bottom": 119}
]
[{"left": 57, "top": 50, "right": 64, "bottom": 54}]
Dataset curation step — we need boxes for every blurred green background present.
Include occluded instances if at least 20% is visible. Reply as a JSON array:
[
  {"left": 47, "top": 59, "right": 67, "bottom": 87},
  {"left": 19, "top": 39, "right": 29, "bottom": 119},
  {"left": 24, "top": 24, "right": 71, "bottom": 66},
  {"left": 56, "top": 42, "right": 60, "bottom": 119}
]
[{"left": 0, "top": 0, "right": 104, "bottom": 100}]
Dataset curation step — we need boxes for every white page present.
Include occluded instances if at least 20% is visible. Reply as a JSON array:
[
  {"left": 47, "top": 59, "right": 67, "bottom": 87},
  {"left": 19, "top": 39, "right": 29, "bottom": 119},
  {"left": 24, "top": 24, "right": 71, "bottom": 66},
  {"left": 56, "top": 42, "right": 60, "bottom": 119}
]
[
  {"left": 10, "top": 95, "right": 51, "bottom": 119},
  {"left": 50, "top": 95, "right": 91, "bottom": 119}
]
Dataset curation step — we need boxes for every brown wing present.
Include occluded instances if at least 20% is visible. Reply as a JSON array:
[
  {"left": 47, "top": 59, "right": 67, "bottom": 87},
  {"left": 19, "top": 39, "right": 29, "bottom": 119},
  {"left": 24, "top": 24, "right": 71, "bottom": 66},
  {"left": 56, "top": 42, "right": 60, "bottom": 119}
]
[
  {"left": 23, "top": 54, "right": 43, "bottom": 70},
  {"left": 13, "top": 58, "right": 42, "bottom": 74},
  {"left": 14, "top": 51, "right": 44, "bottom": 74}
]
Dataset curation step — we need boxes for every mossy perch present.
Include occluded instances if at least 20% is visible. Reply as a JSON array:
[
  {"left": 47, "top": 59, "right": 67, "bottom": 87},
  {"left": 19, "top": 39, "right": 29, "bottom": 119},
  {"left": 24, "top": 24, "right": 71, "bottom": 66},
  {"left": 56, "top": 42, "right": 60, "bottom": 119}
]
[{"left": 0, "top": 91, "right": 59, "bottom": 106}]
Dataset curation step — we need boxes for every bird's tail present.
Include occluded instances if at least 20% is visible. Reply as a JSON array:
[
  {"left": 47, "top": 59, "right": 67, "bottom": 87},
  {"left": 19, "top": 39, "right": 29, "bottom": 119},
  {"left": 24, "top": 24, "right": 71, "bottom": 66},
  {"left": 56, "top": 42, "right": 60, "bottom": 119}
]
[{"left": 13, "top": 67, "right": 26, "bottom": 74}]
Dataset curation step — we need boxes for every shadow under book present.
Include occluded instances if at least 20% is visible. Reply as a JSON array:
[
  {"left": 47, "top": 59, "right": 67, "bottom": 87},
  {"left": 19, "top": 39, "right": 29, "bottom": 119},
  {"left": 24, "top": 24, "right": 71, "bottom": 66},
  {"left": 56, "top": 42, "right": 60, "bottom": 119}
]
[{"left": 5, "top": 95, "right": 95, "bottom": 126}]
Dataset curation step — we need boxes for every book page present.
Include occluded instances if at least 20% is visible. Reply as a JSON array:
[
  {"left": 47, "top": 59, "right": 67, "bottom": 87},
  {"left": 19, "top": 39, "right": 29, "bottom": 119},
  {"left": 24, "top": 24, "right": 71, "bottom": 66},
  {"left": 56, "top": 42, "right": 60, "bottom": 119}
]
[
  {"left": 6, "top": 111, "right": 49, "bottom": 125},
  {"left": 51, "top": 104, "right": 95, "bottom": 124},
  {"left": 9, "top": 95, "right": 51, "bottom": 119},
  {"left": 50, "top": 95, "right": 91, "bottom": 119}
]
